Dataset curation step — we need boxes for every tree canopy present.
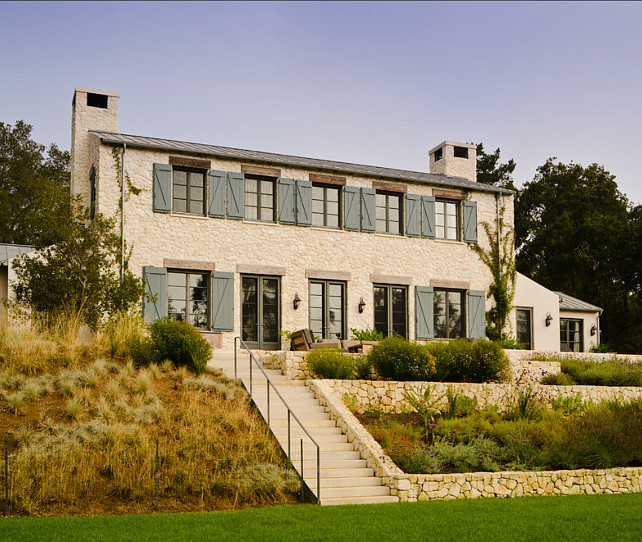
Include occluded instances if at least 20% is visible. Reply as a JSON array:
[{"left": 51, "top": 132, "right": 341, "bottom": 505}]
[{"left": 476, "top": 144, "right": 517, "bottom": 190}]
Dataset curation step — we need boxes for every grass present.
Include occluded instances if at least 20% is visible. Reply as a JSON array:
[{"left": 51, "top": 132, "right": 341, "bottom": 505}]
[{"left": 0, "top": 493, "right": 641, "bottom": 541}]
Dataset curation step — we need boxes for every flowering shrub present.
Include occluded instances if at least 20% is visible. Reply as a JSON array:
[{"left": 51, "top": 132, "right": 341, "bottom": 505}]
[
  {"left": 307, "top": 347, "right": 354, "bottom": 379},
  {"left": 368, "top": 337, "right": 437, "bottom": 381}
]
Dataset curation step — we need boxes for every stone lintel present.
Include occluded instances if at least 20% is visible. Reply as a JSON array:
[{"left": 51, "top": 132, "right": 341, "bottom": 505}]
[
  {"left": 309, "top": 173, "right": 346, "bottom": 186},
  {"left": 305, "top": 269, "right": 352, "bottom": 281},
  {"left": 163, "top": 259, "right": 216, "bottom": 271},
  {"left": 236, "top": 264, "right": 286, "bottom": 276},
  {"left": 373, "top": 181, "right": 407, "bottom": 193},
  {"left": 370, "top": 274, "right": 413, "bottom": 286},
  {"left": 241, "top": 164, "right": 281, "bottom": 178},
  {"left": 430, "top": 279, "right": 470, "bottom": 290}
]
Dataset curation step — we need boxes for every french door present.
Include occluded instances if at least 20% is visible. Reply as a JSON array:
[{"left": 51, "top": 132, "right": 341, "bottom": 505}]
[
  {"left": 309, "top": 280, "right": 346, "bottom": 340},
  {"left": 241, "top": 275, "right": 281, "bottom": 350},
  {"left": 373, "top": 284, "right": 408, "bottom": 339}
]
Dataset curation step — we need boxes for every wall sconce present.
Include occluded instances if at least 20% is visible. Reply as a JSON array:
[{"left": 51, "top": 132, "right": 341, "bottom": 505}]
[
  {"left": 545, "top": 313, "right": 553, "bottom": 327},
  {"left": 591, "top": 324, "right": 597, "bottom": 336},
  {"left": 358, "top": 297, "right": 366, "bottom": 314},
  {"left": 293, "top": 293, "right": 301, "bottom": 310}
]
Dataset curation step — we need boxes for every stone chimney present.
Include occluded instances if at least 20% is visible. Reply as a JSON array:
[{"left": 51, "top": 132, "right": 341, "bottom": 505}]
[
  {"left": 70, "top": 87, "right": 119, "bottom": 205},
  {"left": 428, "top": 141, "right": 477, "bottom": 182}
]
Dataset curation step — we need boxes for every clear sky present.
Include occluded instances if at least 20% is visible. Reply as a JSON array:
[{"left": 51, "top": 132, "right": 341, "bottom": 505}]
[{"left": 2, "top": 1, "right": 641, "bottom": 202}]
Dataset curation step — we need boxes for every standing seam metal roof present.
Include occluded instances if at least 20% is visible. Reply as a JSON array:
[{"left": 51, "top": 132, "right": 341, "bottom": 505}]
[
  {"left": 555, "top": 291, "right": 603, "bottom": 313},
  {"left": 90, "top": 131, "right": 514, "bottom": 195},
  {"left": 0, "top": 243, "right": 35, "bottom": 264}
]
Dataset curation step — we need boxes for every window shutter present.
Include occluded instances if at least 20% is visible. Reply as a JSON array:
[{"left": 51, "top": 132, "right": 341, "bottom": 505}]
[
  {"left": 415, "top": 286, "right": 434, "bottom": 340},
  {"left": 153, "top": 163, "right": 172, "bottom": 213},
  {"left": 296, "top": 180, "right": 312, "bottom": 226},
  {"left": 344, "top": 186, "right": 360, "bottom": 231},
  {"left": 143, "top": 266, "right": 167, "bottom": 323},
  {"left": 208, "top": 170, "right": 226, "bottom": 218},
  {"left": 360, "top": 188, "right": 375, "bottom": 232},
  {"left": 226, "top": 172, "right": 244, "bottom": 219},
  {"left": 278, "top": 178, "right": 295, "bottom": 224},
  {"left": 212, "top": 271, "right": 235, "bottom": 331},
  {"left": 405, "top": 194, "right": 420, "bottom": 238},
  {"left": 421, "top": 196, "right": 436, "bottom": 238},
  {"left": 463, "top": 201, "right": 478, "bottom": 243},
  {"left": 468, "top": 290, "right": 486, "bottom": 339}
]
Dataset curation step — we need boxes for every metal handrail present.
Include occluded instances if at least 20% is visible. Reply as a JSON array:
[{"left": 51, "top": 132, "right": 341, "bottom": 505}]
[{"left": 234, "top": 336, "right": 321, "bottom": 503}]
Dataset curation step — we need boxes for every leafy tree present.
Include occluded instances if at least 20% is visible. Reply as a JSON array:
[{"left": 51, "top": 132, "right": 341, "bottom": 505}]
[
  {"left": 0, "top": 120, "right": 72, "bottom": 247},
  {"left": 13, "top": 205, "right": 144, "bottom": 329},
  {"left": 476, "top": 144, "right": 517, "bottom": 190}
]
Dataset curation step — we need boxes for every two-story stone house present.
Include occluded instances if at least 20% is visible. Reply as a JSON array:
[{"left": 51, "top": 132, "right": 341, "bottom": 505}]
[{"left": 70, "top": 87, "right": 514, "bottom": 350}]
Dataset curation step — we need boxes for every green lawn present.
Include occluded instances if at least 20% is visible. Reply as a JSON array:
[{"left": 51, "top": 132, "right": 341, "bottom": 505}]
[{"left": 1, "top": 493, "right": 641, "bottom": 541}]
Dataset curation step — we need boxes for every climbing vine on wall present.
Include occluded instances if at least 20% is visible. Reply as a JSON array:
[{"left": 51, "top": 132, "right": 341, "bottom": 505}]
[{"left": 111, "top": 146, "right": 141, "bottom": 212}]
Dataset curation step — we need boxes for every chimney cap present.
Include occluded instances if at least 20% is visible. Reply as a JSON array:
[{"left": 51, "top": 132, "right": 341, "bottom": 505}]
[
  {"left": 428, "top": 141, "right": 476, "bottom": 155},
  {"left": 74, "top": 87, "right": 120, "bottom": 98}
]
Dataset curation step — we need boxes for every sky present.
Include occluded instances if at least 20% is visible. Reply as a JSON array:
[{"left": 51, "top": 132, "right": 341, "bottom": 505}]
[{"left": 2, "top": 1, "right": 642, "bottom": 202}]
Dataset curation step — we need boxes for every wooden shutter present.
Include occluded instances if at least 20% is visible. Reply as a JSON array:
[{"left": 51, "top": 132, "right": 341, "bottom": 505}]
[
  {"left": 463, "top": 201, "right": 478, "bottom": 243},
  {"left": 208, "top": 170, "right": 226, "bottom": 218},
  {"left": 360, "top": 188, "right": 375, "bottom": 232},
  {"left": 421, "top": 196, "right": 436, "bottom": 239},
  {"left": 153, "top": 163, "right": 172, "bottom": 213},
  {"left": 344, "top": 186, "right": 360, "bottom": 231},
  {"left": 143, "top": 266, "right": 167, "bottom": 323},
  {"left": 405, "top": 194, "right": 420, "bottom": 238},
  {"left": 415, "top": 286, "right": 434, "bottom": 340},
  {"left": 226, "top": 172, "right": 244, "bottom": 219},
  {"left": 211, "top": 271, "right": 234, "bottom": 331},
  {"left": 296, "top": 180, "right": 312, "bottom": 226},
  {"left": 278, "top": 178, "right": 295, "bottom": 224},
  {"left": 468, "top": 290, "right": 486, "bottom": 338}
]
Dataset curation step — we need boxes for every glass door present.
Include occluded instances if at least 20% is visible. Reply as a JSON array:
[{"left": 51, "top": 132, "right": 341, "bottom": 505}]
[
  {"left": 373, "top": 284, "right": 407, "bottom": 339},
  {"left": 309, "top": 280, "right": 346, "bottom": 340},
  {"left": 241, "top": 275, "right": 281, "bottom": 350}
]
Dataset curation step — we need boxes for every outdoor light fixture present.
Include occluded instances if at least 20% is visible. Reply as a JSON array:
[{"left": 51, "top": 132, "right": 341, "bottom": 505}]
[
  {"left": 591, "top": 324, "right": 597, "bottom": 336},
  {"left": 545, "top": 313, "right": 553, "bottom": 327},
  {"left": 293, "top": 293, "right": 301, "bottom": 310},
  {"left": 358, "top": 297, "right": 366, "bottom": 314}
]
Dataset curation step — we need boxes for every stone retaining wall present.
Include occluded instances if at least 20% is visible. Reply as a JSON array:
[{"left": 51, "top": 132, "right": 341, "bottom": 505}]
[{"left": 308, "top": 380, "right": 642, "bottom": 501}]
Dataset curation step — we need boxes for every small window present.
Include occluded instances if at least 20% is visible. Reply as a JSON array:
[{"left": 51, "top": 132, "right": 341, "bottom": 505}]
[
  {"left": 454, "top": 146, "right": 468, "bottom": 159},
  {"left": 435, "top": 199, "right": 460, "bottom": 240},
  {"left": 434, "top": 148, "right": 443, "bottom": 161},
  {"left": 375, "top": 191, "right": 402, "bottom": 235},
  {"left": 172, "top": 167, "right": 206, "bottom": 215},
  {"left": 434, "top": 289, "right": 464, "bottom": 339},
  {"left": 167, "top": 270, "right": 209, "bottom": 328},
  {"left": 245, "top": 175, "right": 275, "bottom": 222},
  {"left": 312, "top": 183, "right": 341, "bottom": 228},
  {"left": 87, "top": 93, "right": 108, "bottom": 109}
]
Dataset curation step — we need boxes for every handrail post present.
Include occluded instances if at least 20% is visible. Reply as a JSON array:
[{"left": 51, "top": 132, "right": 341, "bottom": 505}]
[
  {"left": 234, "top": 337, "right": 238, "bottom": 380},
  {"left": 267, "top": 380, "right": 270, "bottom": 426},
  {"left": 249, "top": 352, "right": 253, "bottom": 396},
  {"left": 300, "top": 439, "right": 304, "bottom": 502},
  {"left": 287, "top": 410, "right": 291, "bottom": 458},
  {"left": 317, "top": 444, "right": 320, "bottom": 504}
]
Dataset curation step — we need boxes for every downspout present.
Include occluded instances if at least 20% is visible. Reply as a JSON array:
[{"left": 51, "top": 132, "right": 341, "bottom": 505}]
[{"left": 120, "top": 143, "right": 126, "bottom": 278}]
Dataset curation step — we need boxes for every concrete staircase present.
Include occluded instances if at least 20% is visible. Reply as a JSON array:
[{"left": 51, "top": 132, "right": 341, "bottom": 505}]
[{"left": 209, "top": 349, "right": 398, "bottom": 506}]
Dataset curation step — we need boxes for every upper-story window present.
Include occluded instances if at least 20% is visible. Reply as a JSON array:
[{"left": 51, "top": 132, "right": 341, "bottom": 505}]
[
  {"left": 312, "top": 183, "right": 341, "bottom": 228},
  {"left": 245, "top": 175, "right": 275, "bottom": 222},
  {"left": 375, "top": 191, "right": 402, "bottom": 235},
  {"left": 173, "top": 167, "right": 206, "bottom": 215},
  {"left": 435, "top": 199, "right": 460, "bottom": 241}
]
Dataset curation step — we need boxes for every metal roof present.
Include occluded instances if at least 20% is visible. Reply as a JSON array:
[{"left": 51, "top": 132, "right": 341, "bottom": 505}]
[
  {"left": 555, "top": 291, "right": 603, "bottom": 313},
  {"left": 0, "top": 243, "right": 34, "bottom": 264},
  {"left": 90, "top": 131, "right": 514, "bottom": 196}
]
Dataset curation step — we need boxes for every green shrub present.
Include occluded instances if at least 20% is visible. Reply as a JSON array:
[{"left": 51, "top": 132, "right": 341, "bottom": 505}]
[
  {"left": 542, "top": 372, "right": 576, "bottom": 385},
  {"left": 495, "top": 335, "right": 528, "bottom": 350},
  {"left": 441, "top": 388, "right": 478, "bottom": 420},
  {"left": 368, "top": 337, "right": 436, "bottom": 381},
  {"left": 350, "top": 327, "right": 384, "bottom": 341},
  {"left": 307, "top": 347, "right": 354, "bottom": 379},
  {"left": 559, "top": 357, "right": 642, "bottom": 387},
  {"left": 353, "top": 354, "right": 373, "bottom": 379}
]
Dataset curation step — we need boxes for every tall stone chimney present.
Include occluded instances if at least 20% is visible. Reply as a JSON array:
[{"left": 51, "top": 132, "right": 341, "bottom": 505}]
[
  {"left": 70, "top": 87, "right": 119, "bottom": 205},
  {"left": 428, "top": 141, "right": 477, "bottom": 182}
]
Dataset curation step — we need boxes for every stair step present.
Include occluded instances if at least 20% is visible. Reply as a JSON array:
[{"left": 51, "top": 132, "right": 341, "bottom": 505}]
[
  {"left": 320, "top": 495, "right": 399, "bottom": 506},
  {"left": 319, "top": 486, "right": 392, "bottom": 499},
  {"left": 305, "top": 477, "right": 384, "bottom": 489}
]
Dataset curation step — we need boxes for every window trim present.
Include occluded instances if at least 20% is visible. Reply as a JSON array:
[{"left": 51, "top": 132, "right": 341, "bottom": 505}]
[
  {"left": 244, "top": 174, "right": 276, "bottom": 223},
  {"left": 373, "top": 283, "right": 408, "bottom": 339},
  {"left": 560, "top": 318, "right": 583, "bottom": 352},
  {"left": 172, "top": 166, "right": 207, "bottom": 216},
  {"left": 308, "top": 279, "right": 347, "bottom": 340},
  {"left": 435, "top": 198, "right": 461, "bottom": 241},
  {"left": 375, "top": 190, "right": 403, "bottom": 236},
  {"left": 166, "top": 269, "right": 210, "bottom": 329},
  {"left": 311, "top": 182, "right": 342, "bottom": 229},
  {"left": 433, "top": 287, "right": 465, "bottom": 339},
  {"left": 516, "top": 307, "right": 533, "bottom": 350}
]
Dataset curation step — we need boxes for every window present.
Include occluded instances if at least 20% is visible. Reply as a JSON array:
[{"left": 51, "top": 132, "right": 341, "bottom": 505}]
[
  {"left": 375, "top": 191, "right": 402, "bottom": 235},
  {"left": 309, "top": 280, "right": 346, "bottom": 340},
  {"left": 434, "top": 289, "right": 464, "bottom": 339},
  {"left": 374, "top": 284, "right": 407, "bottom": 338},
  {"left": 172, "top": 167, "right": 206, "bottom": 215},
  {"left": 312, "top": 184, "right": 341, "bottom": 228},
  {"left": 516, "top": 308, "right": 532, "bottom": 350},
  {"left": 560, "top": 318, "right": 583, "bottom": 352},
  {"left": 434, "top": 148, "right": 443, "bottom": 161},
  {"left": 435, "top": 199, "right": 460, "bottom": 240},
  {"left": 87, "top": 92, "right": 108, "bottom": 109},
  {"left": 245, "top": 175, "right": 275, "bottom": 222},
  {"left": 167, "top": 270, "right": 209, "bottom": 328},
  {"left": 454, "top": 146, "right": 468, "bottom": 159}
]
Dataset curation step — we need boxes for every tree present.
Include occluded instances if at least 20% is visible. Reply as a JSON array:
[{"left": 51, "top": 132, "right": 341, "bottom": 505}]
[
  {"left": 13, "top": 205, "right": 144, "bottom": 329},
  {"left": 476, "top": 144, "right": 517, "bottom": 191},
  {"left": 0, "top": 120, "right": 72, "bottom": 247},
  {"left": 515, "top": 158, "right": 640, "bottom": 352}
]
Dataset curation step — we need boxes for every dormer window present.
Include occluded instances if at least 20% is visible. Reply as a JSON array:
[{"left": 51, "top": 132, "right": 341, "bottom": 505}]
[
  {"left": 434, "top": 148, "right": 443, "bottom": 161},
  {"left": 454, "top": 146, "right": 468, "bottom": 159}
]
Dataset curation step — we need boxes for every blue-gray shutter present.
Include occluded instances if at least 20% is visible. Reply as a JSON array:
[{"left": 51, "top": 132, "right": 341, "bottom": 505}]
[
  {"left": 468, "top": 290, "right": 486, "bottom": 339},
  {"left": 211, "top": 271, "right": 234, "bottom": 331},
  {"left": 415, "top": 286, "right": 434, "bottom": 340},
  {"left": 463, "top": 201, "right": 478, "bottom": 243},
  {"left": 360, "top": 188, "right": 375, "bottom": 233},
  {"left": 405, "top": 194, "right": 420, "bottom": 238},
  {"left": 143, "top": 266, "right": 167, "bottom": 323},
  {"left": 208, "top": 169, "right": 226, "bottom": 218},
  {"left": 227, "top": 172, "right": 244, "bottom": 219},
  {"left": 153, "top": 163, "right": 172, "bottom": 213},
  {"left": 278, "top": 178, "right": 295, "bottom": 224},
  {"left": 344, "top": 186, "right": 360, "bottom": 231},
  {"left": 296, "top": 180, "right": 312, "bottom": 226},
  {"left": 421, "top": 196, "right": 436, "bottom": 238}
]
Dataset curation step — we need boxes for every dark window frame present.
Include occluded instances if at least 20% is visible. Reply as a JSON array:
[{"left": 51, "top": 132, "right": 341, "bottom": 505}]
[
  {"left": 435, "top": 198, "right": 460, "bottom": 241},
  {"left": 167, "top": 269, "right": 210, "bottom": 329},
  {"left": 373, "top": 283, "right": 408, "bottom": 339},
  {"left": 454, "top": 146, "right": 469, "bottom": 159},
  {"left": 308, "top": 279, "right": 347, "bottom": 340},
  {"left": 311, "top": 183, "right": 342, "bottom": 229},
  {"left": 375, "top": 190, "right": 403, "bottom": 235},
  {"left": 244, "top": 174, "right": 276, "bottom": 223},
  {"left": 172, "top": 166, "right": 207, "bottom": 216},
  {"left": 516, "top": 307, "right": 533, "bottom": 350},
  {"left": 433, "top": 288, "right": 465, "bottom": 339},
  {"left": 434, "top": 148, "right": 443, "bottom": 161},
  {"left": 560, "top": 318, "right": 583, "bottom": 352}
]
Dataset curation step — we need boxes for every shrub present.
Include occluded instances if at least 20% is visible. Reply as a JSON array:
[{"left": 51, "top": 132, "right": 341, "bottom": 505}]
[
  {"left": 441, "top": 388, "right": 478, "bottom": 420},
  {"left": 307, "top": 347, "right": 354, "bottom": 379},
  {"left": 350, "top": 327, "right": 384, "bottom": 341},
  {"left": 353, "top": 354, "right": 373, "bottom": 379},
  {"left": 368, "top": 337, "right": 436, "bottom": 381},
  {"left": 495, "top": 335, "right": 528, "bottom": 350},
  {"left": 559, "top": 358, "right": 642, "bottom": 387}
]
